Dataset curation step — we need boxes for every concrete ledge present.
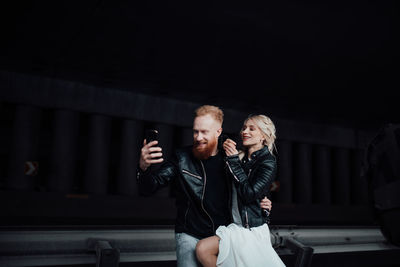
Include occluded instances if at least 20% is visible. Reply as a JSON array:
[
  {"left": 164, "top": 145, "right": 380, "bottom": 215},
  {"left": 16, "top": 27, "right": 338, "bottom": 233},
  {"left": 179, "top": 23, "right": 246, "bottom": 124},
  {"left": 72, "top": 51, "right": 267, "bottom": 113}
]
[{"left": 1, "top": 226, "right": 399, "bottom": 266}]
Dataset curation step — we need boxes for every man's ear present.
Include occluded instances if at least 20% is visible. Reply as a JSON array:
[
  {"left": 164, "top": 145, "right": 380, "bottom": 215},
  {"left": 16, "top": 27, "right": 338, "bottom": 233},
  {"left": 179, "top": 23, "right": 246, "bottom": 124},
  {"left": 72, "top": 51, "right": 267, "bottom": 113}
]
[{"left": 217, "top": 128, "right": 222, "bottom": 137}]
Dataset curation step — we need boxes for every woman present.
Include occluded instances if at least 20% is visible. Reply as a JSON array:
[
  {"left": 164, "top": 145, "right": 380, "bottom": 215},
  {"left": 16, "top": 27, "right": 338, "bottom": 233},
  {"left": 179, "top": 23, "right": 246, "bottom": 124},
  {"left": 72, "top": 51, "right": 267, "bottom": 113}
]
[{"left": 195, "top": 114, "right": 285, "bottom": 267}]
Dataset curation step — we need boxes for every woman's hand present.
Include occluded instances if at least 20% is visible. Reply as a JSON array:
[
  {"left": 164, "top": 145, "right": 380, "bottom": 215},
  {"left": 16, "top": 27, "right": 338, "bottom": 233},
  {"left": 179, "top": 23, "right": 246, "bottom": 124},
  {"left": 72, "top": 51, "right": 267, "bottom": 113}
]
[
  {"left": 223, "top": 138, "right": 239, "bottom": 156},
  {"left": 260, "top": 197, "right": 272, "bottom": 211}
]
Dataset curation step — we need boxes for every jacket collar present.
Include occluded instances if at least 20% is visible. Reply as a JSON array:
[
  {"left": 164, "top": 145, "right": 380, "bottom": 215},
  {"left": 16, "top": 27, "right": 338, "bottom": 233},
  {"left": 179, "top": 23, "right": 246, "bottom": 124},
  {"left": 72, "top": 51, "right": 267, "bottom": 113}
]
[
  {"left": 250, "top": 146, "right": 270, "bottom": 159},
  {"left": 242, "top": 146, "right": 270, "bottom": 163}
]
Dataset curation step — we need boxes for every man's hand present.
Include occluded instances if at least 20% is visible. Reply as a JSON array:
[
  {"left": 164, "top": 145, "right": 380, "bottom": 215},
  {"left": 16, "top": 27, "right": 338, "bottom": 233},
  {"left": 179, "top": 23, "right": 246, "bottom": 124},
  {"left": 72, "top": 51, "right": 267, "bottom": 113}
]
[
  {"left": 260, "top": 197, "right": 272, "bottom": 211},
  {"left": 223, "top": 138, "right": 239, "bottom": 156},
  {"left": 139, "top": 139, "right": 163, "bottom": 171}
]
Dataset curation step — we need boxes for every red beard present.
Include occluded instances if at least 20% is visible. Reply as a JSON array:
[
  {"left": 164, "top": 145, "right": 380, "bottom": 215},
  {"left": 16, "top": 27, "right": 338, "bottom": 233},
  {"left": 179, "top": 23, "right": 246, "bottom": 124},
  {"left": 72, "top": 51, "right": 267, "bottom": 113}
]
[{"left": 192, "top": 138, "right": 218, "bottom": 160}]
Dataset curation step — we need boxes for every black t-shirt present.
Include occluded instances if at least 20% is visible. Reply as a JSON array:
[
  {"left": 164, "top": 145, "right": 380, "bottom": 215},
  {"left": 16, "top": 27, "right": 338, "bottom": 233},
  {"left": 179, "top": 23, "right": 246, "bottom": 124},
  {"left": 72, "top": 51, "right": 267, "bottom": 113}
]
[{"left": 202, "top": 153, "right": 231, "bottom": 229}]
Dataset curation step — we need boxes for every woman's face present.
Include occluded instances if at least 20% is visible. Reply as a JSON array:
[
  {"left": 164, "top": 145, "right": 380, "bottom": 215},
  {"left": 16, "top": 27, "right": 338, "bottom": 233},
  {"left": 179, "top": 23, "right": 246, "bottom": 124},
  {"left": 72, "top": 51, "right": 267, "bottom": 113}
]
[{"left": 241, "top": 119, "right": 265, "bottom": 148}]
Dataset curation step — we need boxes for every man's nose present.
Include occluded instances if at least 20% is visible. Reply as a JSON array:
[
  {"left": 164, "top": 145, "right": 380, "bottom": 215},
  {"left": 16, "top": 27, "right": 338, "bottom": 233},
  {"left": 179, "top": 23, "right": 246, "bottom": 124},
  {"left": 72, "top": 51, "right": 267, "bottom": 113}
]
[{"left": 194, "top": 134, "right": 202, "bottom": 141}]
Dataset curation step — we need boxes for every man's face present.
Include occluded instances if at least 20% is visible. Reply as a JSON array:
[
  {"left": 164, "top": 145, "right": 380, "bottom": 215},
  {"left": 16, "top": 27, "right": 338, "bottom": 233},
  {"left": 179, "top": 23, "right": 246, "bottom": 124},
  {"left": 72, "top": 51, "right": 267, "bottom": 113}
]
[{"left": 192, "top": 114, "right": 222, "bottom": 159}]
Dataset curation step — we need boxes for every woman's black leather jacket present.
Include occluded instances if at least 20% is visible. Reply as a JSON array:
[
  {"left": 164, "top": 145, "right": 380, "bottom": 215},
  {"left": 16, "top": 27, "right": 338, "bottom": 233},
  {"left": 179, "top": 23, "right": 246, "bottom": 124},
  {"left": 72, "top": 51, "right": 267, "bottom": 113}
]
[{"left": 225, "top": 146, "right": 277, "bottom": 228}]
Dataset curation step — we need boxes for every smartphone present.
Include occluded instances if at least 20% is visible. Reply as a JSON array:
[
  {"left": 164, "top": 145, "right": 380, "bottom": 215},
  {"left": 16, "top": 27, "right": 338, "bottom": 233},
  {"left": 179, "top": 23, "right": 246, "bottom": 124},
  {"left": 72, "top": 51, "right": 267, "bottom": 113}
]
[
  {"left": 145, "top": 129, "right": 160, "bottom": 160},
  {"left": 145, "top": 129, "right": 158, "bottom": 143}
]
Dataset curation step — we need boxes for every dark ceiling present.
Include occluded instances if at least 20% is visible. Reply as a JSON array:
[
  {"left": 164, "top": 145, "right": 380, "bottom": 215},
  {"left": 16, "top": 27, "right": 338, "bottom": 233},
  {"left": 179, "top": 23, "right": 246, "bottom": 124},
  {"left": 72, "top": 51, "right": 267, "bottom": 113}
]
[{"left": 1, "top": 0, "right": 399, "bottom": 129}]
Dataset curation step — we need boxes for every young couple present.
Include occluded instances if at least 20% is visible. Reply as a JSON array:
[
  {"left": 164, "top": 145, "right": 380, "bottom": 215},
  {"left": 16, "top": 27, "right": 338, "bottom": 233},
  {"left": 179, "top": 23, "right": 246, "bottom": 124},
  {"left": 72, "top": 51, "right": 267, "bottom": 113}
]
[{"left": 137, "top": 105, "right": 285, "bottom": 267}]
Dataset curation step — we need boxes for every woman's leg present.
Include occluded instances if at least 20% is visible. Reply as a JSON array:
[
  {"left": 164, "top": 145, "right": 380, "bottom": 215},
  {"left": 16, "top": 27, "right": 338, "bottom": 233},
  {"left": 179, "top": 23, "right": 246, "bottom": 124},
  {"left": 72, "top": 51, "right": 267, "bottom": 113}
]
[{"left": 195, "top": 235, "right": 220, "bottom": 267}]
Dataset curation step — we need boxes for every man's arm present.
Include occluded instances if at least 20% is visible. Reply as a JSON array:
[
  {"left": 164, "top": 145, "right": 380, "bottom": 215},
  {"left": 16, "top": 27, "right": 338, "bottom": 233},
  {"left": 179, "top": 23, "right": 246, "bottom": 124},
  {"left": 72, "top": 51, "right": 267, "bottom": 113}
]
[
  {"left": 136, "top": 139, "right": 178, "bottom": 195},
  {"left": 137, "top": 159, "right": 179, "bottom": 195}
]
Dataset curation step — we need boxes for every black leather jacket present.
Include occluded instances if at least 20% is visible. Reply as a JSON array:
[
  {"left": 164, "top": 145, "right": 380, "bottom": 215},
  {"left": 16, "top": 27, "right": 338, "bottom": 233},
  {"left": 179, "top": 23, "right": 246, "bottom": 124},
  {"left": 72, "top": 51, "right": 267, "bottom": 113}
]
[
  {"left": 225, "top": 146, "right": 276, "bottom": 228},
  {"left": 137, "top": 146, "right": 232, "bottom": 239}
]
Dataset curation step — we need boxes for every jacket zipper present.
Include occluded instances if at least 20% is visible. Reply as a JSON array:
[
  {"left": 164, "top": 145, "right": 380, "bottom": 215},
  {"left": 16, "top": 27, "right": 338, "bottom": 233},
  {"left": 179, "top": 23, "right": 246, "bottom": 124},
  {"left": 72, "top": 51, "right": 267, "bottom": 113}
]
[
  {"left": 226, "top": 161, "right": 240, "bottom": 182},
  {"left": 182, "top": 169, "right": 202, "bottom": 180},
  {"left": 200, "top": 160, "right": 215, "bottom": 233},
  {"left": 244, "top": 168, "right": 252, "bottom": 229}
]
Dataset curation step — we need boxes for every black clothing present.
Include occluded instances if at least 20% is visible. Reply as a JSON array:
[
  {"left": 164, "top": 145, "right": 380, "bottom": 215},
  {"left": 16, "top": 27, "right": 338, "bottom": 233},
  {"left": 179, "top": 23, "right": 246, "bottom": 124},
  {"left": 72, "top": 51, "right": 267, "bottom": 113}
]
[
  {"left": 137, "top": 146, "right": 232, "bottom": 239},
  {"left": 226, "top": 146, "right": 276, "bottom": 228},
  {"left": 203, "top": 153, "right": 231, "bottom": 229}
]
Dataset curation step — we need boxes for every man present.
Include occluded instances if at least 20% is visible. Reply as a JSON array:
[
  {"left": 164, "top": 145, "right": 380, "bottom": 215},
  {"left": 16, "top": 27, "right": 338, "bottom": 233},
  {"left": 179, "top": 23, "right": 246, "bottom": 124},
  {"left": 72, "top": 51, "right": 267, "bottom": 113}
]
[{"left": 137, "top": 105, "right": 271, "bottom": 267}]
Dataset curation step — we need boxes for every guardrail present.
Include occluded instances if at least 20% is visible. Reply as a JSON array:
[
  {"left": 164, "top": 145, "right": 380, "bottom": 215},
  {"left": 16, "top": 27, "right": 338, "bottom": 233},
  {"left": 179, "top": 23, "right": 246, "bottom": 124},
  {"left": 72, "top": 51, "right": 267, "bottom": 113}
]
[{"left": 1, "top": 226, "right": 398, "bottom": 267}]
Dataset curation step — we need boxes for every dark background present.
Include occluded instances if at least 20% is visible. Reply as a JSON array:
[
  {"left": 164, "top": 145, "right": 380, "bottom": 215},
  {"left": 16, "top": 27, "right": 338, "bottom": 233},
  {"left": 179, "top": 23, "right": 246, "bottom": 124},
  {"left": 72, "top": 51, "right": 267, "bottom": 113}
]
[
  {"left": 1, "top": 1, "right": 400, "bottom": 266},
  {"left": 1, "top": 0, "right": 399, "bottom": 129},
  {"left": 0, "top": 0, "right": 399, "bottom": 227}
]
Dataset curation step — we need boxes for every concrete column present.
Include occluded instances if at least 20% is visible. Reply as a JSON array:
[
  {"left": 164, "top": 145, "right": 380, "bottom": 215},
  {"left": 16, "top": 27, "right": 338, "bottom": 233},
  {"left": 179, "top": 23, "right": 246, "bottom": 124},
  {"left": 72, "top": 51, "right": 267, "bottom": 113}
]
[
  {"left": 313, "top": 145, "right": 331, "bottom": 204},
  {"left": 178, "top": 127, "right": 193, "bottom": 148},
  {"left": 351, "top": 149, "right": 368, "bottom": 205},
  {"left": 275, "top": 140, "right": 293, "bottom": 203},
  {"left": 293, "top": 143, "right": 312, "bottom": 204},
  {"left": 6, "top": 105, "right": 41, "bottom": 191},
  {"left": 83, "top": 114, "right": 111, "bottom": 194},
  {"left": 47, "top": 109, "right": 79, "bottom": 193},
  {"left": 332, "top": 148, "right": 351, "bottom": 205},
  {"left": 115, "top": 119, "right": 143, "bottom": 196}
]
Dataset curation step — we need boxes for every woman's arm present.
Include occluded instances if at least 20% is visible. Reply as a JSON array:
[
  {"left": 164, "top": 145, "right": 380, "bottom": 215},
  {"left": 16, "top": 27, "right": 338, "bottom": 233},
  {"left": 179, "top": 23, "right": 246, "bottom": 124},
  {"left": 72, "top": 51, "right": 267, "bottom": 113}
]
[{"left": 226, "top": 155, "right": 276, "bottom": 204}]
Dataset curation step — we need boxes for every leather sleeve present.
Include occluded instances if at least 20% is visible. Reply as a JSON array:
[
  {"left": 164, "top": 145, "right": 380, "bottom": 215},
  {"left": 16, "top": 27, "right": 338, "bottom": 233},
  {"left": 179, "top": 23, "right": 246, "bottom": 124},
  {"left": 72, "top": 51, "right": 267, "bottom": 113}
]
[
  {"left": 137, "top": 153, "right": 180, "bottom": 196},
  {"left": 226, "top": 155, "right": 276, "bottom": 204}
]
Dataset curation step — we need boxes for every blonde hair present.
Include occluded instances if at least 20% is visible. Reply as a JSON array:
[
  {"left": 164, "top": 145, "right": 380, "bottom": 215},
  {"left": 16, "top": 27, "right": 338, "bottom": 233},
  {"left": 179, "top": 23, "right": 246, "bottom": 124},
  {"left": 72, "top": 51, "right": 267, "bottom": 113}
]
[
  {"left": 244, "top": 114, "right": 277, "bottom": 154},
  {"left": 195, "top": 105, "right": 224, "bottom": 126}
]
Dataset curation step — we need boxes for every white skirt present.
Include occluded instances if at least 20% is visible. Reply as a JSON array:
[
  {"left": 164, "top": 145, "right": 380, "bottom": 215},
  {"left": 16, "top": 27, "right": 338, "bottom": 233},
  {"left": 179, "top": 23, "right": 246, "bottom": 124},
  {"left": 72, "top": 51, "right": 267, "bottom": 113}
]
[{"left": 216, "top": 223, "right": 286, "bottom": 267}]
